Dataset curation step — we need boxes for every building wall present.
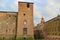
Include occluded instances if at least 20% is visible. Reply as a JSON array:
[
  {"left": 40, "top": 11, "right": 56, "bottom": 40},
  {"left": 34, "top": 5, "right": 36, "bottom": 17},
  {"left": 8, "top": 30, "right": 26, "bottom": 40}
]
[
  {"left": 0, "top": 2, "right": 34, "bottom": 40},
  {"left": 34, "top": 17, "right": 45, "bottom": 39},
  {"left": 0, "top": 12, "right": 17, "bottom": 40},
  {"left": 17, "top": 2, "right": 34, "bottom": 40},
  {"left": 43, "top": 15, "right": 60, "bottom": 36},
  {"left": 34, "top": 16, "right": 60, "bottom": 39}
]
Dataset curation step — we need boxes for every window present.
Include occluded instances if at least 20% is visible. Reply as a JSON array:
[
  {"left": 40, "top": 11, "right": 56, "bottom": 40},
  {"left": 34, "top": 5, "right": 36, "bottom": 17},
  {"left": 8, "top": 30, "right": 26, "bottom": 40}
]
[
  {"left": 58, "top": 26, "right": 60, "bottom": 32},
  {"left": 6, "top": 29, "right": 7, "bottom": 32},
  {"left": 13, "top": 22, "right": 15, "bottom": 25},
  {"left": 6, "top": 23, "right": 8, "bottom": 25},
  {"left": 24, "top": 20, "right": 27, "bottom": 25},
  {"left": 55, "top": 33, "right": 57, "bottom": 35},
  {"left": 6, "top": 29, "right": 11, "bottom": 33},
  {"left": 23, "top": 14, "right": 26, "bottom": 16},
  {"left": 23, "top": 28, "right": 27, "bottom": 35},
  {"left": 13, "top": 29, "right": 14, "bottom": 33},
  {"left": 27, "top": 3, "right": 29, "bottom": 8},
  {"left": 14, "top": 15, "right": 16, "bottom": 17},
  {"left": 59, "top": 33, "right": 60, "bottom": 35},
  {"left": 9, "top": 15, "right": 11, "bottom": 17},
  {"left": 23, "top": 37, "right": 26, "bottom": 40},
  {"left": 47, "top": 33, "right": 49, "bottom": 35}
]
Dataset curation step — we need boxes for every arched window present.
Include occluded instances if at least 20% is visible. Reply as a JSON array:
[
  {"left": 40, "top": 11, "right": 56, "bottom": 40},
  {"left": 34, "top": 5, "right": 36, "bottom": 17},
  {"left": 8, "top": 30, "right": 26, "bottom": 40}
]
[
  {"left": 24, "top": 20, "right": 27, "bottom": 25},
  {"left": 27, "top": 3, "right": 30, "bottom": 8},
  {"left": 23, "top": 37, "right": 26, "bottom": 40},
  {"left": 23, "top": 28, "right": 27, "bottom": 35}
]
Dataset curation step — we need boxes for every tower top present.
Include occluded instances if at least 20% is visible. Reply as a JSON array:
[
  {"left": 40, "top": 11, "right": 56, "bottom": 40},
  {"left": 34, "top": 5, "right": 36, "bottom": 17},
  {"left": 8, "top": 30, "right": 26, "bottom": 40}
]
[
  {"left": 58, "top": 14, "right": 60, "bottom": 17},
  {"left": 18, "top": 1, "right": 33, "bottom": 4},
  {"left": 41, "top": 16, "right": 45, "bottom": 23}
]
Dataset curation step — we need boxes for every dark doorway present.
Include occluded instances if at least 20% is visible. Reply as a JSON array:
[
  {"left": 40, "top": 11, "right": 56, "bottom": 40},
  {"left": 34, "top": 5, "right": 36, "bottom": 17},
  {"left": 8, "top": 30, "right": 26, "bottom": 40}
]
[
  {"left": 23, "top": 37, "right": 26, "bottom": 40},
  {"left": 34, "top": 30, "right": 40, "bottom": 39}
]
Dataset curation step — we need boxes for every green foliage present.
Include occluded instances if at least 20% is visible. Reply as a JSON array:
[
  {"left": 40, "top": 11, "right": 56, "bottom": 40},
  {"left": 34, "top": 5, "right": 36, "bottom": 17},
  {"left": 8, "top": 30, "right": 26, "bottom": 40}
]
[
  {"left": 16, "top": 36, "right": 34, "bottom": 40},
  {"left": 27, "top": 37, "right": 34, "bottom": 40},
  {"left": 16, "top": 37, "right": 23, "bottom": 40},
  {"left": 0, "top": 37, "right": 2, "bottom": 40},
  {"left": 0, "top": 36, "right": 34, "bottom": 40},
  {"left": 0, "top": 37, "right": 15, "bottom": 40}
]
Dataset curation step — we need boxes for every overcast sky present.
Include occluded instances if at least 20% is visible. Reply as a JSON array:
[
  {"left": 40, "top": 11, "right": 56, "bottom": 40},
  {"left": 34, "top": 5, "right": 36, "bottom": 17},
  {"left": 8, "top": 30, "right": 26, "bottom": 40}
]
[{"left": 0, "top": 0, "right": 60, "bottom": 26}]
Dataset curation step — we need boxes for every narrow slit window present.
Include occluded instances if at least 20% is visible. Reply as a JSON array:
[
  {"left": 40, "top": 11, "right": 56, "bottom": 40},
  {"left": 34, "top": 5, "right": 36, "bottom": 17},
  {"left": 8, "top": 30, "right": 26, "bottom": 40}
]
[
  {"left": 27, "top": 3, "right": 30, "bottom": 8},
  {"left": 23, "top": 14, "right": 26, "bottom": 16}
]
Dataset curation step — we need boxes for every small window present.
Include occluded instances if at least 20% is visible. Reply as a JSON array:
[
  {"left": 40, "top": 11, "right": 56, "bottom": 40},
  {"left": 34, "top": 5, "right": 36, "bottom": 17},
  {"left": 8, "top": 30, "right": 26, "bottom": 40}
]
[
  {"left": 47, "top": 33, "right": 49, "bottom": 35},
  {"left": 9, "top": 15, "right": 11, "bottom": 17},
  {"left": 23, "top": 14, "right": 26, "bottom": 16},
  {"left": 13, "top": 29, "right": 14, "bottom": 33},
  {"left": 59, "top": 33, "right": 60, "bottom": 35},
  {"left": 6, "top": 23, "right": 8, "bottom": 25},
  {"left": 6, "top": 29, "right": 7, "bottom": 32},
  {"left": 14, "top": 15, "right": 16, "bottom": 17},
  {"left": 0, "top": 22, "right": 1, "bottom": 24},
  {"left": 6, "top": 29, "right": 11, "bottom": 32},
  {"left": 13, "top": 22, "right": 15, "bottom": 25},
  {"left": 24, "top": 20, "right": 27, "bottom": 25},
  {"left": 27, "top": 3, "right": 29, "bottom": 8},
  {"left": 23, "top": 28, "right": 27, "bottom": 35},
  {"left": 23, "top": 37, "right": 26, "bottom": 40},
  {"left": 55, "top": 33, "right": 57, "bottom": 35},
  {"left": 52, "top": 33, "right": 54, "bottom": 35}
]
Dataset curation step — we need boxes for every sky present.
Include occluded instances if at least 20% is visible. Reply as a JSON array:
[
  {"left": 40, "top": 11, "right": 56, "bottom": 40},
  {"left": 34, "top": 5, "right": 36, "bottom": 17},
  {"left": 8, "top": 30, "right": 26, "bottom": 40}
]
[{"left": 0, "top": 0, "right": 60, "bottom": 26}]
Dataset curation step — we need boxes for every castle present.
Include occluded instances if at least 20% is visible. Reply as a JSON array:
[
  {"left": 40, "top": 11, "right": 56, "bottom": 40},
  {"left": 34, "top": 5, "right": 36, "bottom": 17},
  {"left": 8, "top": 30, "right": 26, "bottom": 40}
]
[
  {"left": 34, "top": 15, "right": 60, "bottom": 40},
  {"left": 0, "top": 2, "right": 34, "bottom": 40},
  {"left": 0, "top": 1, "right": 60, "bottom": 40}
]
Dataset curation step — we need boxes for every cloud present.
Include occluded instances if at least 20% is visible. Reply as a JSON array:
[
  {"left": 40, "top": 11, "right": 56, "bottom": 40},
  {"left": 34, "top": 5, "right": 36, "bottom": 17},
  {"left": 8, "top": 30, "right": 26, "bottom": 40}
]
[
  {"left": 0, "top": 0, "right": 6, "bottom": 10},
  {"left": 33, "top": 0, "right": 43, "bottom": 26},
  {"left": 18, "top": 0, "right": 34, "bottom": 2},
  {"left": 10, "top": 0, "right": 18, "bottom": 11},
  {"left": 45, "top": 0, "right": 60, "bottom": 21},
  {"left": 34, "top": 6, "right": 42, "bottom": 19},
  {"left": 0, "top": 0, "right": 60, "bottom": 26},
  {"left": 34, "top": 6, "right": 42, "bottom": 26},
  {"left": 18, "top": 0, "right": 42, "bottom": 26},
  {"left": 0, "top": 0, "right": 18, "bottom": 11},
  {"left": 18, "top": 0, "right": 23, "bottom": 1}
]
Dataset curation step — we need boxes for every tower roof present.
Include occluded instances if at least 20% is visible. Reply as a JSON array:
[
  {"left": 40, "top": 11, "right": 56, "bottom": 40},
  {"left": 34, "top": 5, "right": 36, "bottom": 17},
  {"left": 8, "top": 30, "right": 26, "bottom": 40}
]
[
  {"left": 18, "top": 1, "right": 33, "bottom": 4},
  {"left": 41, "top": 16, "right": 45, "bottom": 23}
]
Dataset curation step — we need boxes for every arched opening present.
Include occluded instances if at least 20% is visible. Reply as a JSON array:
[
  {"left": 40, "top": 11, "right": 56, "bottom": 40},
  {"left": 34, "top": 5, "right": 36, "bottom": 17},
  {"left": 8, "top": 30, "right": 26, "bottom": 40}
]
[{"left": 23, "top": 37, "right": 26, "bottom": 40}]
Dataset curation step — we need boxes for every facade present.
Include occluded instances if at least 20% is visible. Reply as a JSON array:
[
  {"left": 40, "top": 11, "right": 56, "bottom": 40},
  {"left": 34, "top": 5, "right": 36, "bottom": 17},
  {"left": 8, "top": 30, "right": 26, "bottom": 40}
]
[
  {"left": 0, "top": 2, "right": 34, "bottom": 40},
  {"left": 34, "top": 17, "right": 45, "bottom": 31},
  {"left": 34, "top": 17, "right": 45, "bottom": 39},
  {"left": 0, "top": 12, "right": 17, "bottom": 40},
  {"left": 17, "top": 2, "right": 34, "bottom": 40},
  {"left": 0, "top": 1, "right": 60, "bottom": 40},
  {"left": 34, "top": 15, "right": 60, "bottom": 40},
  {"left": 43, "top": 15, "right": 60, "bottom": 36}
]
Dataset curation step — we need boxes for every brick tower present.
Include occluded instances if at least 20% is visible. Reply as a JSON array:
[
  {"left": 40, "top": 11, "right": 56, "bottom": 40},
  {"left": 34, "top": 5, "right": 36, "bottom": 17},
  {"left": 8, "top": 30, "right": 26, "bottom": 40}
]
[{"left": 17, "top": 2, "right": 34, "bottom": 40}]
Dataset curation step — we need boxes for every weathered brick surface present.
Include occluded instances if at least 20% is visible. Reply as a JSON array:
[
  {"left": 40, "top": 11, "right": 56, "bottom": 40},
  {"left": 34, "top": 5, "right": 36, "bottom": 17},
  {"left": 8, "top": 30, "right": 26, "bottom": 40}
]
[
  {"left": 17, "top": 2, "right": 34, "bottom": 37},
  {"left": 0, "top": 12, "right": 17, "bottom": 37}
]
